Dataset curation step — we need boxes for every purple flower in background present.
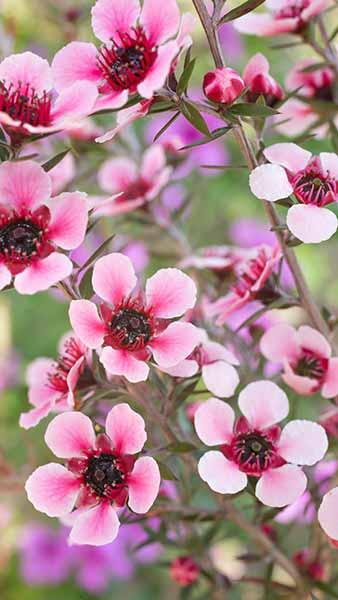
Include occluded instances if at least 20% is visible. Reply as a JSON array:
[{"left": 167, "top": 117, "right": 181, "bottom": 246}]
[
  {"left": 121, "top": 241, "right": 150, "bottom": 273},
  {"left": 19, "top": 525, "right": 72, "bottom": 585},
  {"left": 218, "top": 24, "right": 244, "bottom": 63}
]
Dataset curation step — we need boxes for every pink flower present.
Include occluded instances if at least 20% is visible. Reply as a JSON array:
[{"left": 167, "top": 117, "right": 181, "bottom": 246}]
[
  {"left": 94, "top": 145, "right": 171, "bottom": 216},
  {"left": 162, "top": 328, "right": 240, "bottom": 398},
  {"left": 243, "top": 53, "right": 283, "bottom": 106},
  {"left": 195, "top": 382, "right": 328, "bottom": 507},
  {"left": 0, "top": 52, "right": 97, "bottom": 139},
  {"left": 49, "top": 153, "right": 76, "bottom": 196},
  {"left": 203, "top": 67, "right": 245, "bottom": 104},
  {"left": 293, "top": 548, "right": 325, "bottom": 581},
  {"left": 52, "top": 0, "right": 194, "bottom": 112},
  {"left": 25, "top": 404, "right": 161, "bottom": 546},
  {"left": 206, "top": 245, "right": 281, "bottom": 324},
  {"left": 318, "top": 486, "right": 338, "bottom": 542},
  {"left": 0, "top": 160, "right": 88, "bottom": 294},
  {"left": 180, "top": 245, "right": 247, "bottom": 276},
  {"left": 69, "top": 252, "right": 199, "bottom": 382},
  {"left": 95, "top": 99, "right": 153, "bottom": 144},
  {"left": 234, "top": 0, "right": 329, "bottom": 37},
  {"left": 249, "top": 143, "right": 338, "bottom": 243},
  {"left": 260, "top": 323, "right": 338, "bottom": 398},
  {"left": 170, "top": 556, "right": 200, "bottom": 586},
  {"left": 20, "top": 333, "right": 91, "bottom": 430}
]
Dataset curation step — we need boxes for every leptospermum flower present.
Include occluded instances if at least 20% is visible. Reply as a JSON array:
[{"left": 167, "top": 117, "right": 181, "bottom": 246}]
[
  {"left": 52, "top": 0, "right": 194, "bottom": 112},
  {"left": 234, "top": 0, "right": 329, "bottom": 37},
  {"left": 260, "top": 323, "right": 338, "bottom": 398},
  {"left": 243, "top": 53, "right": 283, "bottom": 106},
  {"left": 94, "top": 144, "right": 171, "bottom": 216},
  {"left": 250, "top": 144, "right": 338, "bottom": 243},
  {"left": 20, "top": 333, "right": 92, "bottom": 430},
  {"left": 203, "top": 67, "right": 245, "bottom": 104},
  {"left": 69, "top": 252, "right": 199, "bottom": 382},
  {"left": 180, "top": 245, "right": 248, "bottom": 277},
  {"left": 318, "top": 487, "right": 338, "bottom": 543},
  {"left": 194, "top": 382, "right": 328, "bottom": 507},
  {"left": 25, "top": 404, "right": 161, "bottom": 546},
  {"left": 0, "top": 52, "right": 97, "bottom": 139},
  {"left": 206, "top": 245, "right": 281, "bottom": 324},
  {"left": 0, "top": 160, "right": 88, "bottom": 294}
]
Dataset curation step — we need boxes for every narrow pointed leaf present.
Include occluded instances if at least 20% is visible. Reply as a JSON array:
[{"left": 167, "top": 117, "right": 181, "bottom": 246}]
[
  {"left": 218, "top": 0, "right": 265, "bottom": 24},
  {"left": 42, "top": 148, "right": 70, "bottom": 172}
]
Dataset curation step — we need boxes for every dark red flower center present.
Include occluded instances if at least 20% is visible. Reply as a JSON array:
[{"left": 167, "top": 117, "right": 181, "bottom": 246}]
[
  {"left": 48, "top": 337, "right": 85, "bottom": 394},
  {"left": 275, "top": 0, "right": 309, "bottom": 25},
  {"left": 291, "top": 158, "right": 337, "bottom": 207},
  {"left": 102, "top": 300, "right": 154, "bottom": 352},
  {"left": 97, "top": 26, "right": 158, "bottom": 93},
  {"left": 85, "top": 453, "right": 125, "bottom": 496},
  {"left": 293, "top": 348, "right": 328, "bottom": 382},
  {"left": 232, "top": 248, "right": 271, "bottom": 298},
  {"left": 118, "top": 178, "right": 151, "bottom": 202},
  {"left": 0, "top": 82, "right": 52, "bottom": 128}
]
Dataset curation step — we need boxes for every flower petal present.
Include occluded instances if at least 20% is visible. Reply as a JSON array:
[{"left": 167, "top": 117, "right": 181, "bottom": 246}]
[
  {"left": 0, "top": 51, "right": 53, "bottom": 93},
  {"left": 14, "top": 253, "right": 72, "bottom": 295},
  {"left": 282, "top": 363, "right": 318, "bottom": 395},
  {"left": 0, "top": 160, "right": 51, "bottom": 211},
  {"left": 48, "top": 192, "right": 88, "bottom": 250},
  {"left": 137, "top": 41, "right": 178, "bottom": 99},
  {"left": 19, "top": 401, "right": 55, "bottom": 430},
  {"left": 297, "top": 325, "right": 331, "bottom": 358},
  {"left": 52, "top": 81, "right": 98, "bottom": 124},
  {"left": 322, "top": 357, "right": 338, "bottom": 398},
  {"left": 260, "top": 324, "right": 300, "bottom": 363},
  {"left": 198, "top": 451, "right": 247, "bottom": 494},
  {"left": 194, "top": 397, "right": 235, "bottom": 446},
  {"left": 0, "top": 263, "right": 11, "bottom": 290},
  {"left": 98, "top": 157, "right": 138, "bottom": 193},
  {"left": 278, "top": 420, "right": 328, "bottom": 466},
  {"left": 202, "top": 361, "right": 239, "bottom": 398},
  {"left": 318, "top": 487, "right": 338, "bottom": 541},
  {"left": 92, "top": 253, "right": 137, "bottom": 306},
  {"left": 140, "top": 0, "right": 180, "bottom": 45},
  {"left": 286, "top": 204, "right": 337, "bottom": 244},
  {"left": 145, "top": 267, "right": 196, "bottom": 318},
  {"left": 91, "top": 0, "right": 140, "bottom": 42},
  {"left": 320, "top": 152, "right": 338, "bottom": 179},
  {"left": 69, "top": 300, "right": 105, "bottom": 348},
  {"left": 263, "top": 143, "right": 311, "bottom": 173},
  {"left": 52, "top": 42, "right": 102, "bottom": 90},
  {"left": 255, "top": 465, "right": 307, "bottom": 507},
  {"left": 100, "top": 347, "right": 149, "bottom": 382},
  {"left": 238, "top": 381, "right": 289, "bottom": 429},
  {"left": 128, "top": 456, "right": 161, "bottom": 513},
  {"left": 249, "top": 164, "right": 293, "bottom": 202},
  {"left": 105, "top": 403, "right": 147, "bottom": 455},
  {"left": 150, "top": 322, "right": 200, "bottom": 368},
  {"left": 25, "top": 463, "right": 79, "bottom": 517},
  {"left": 69, "top": 502, "right": 120, "bottom": 546},
  {"left": 45, "top": 412, "right": 96, "bottom": 458}
]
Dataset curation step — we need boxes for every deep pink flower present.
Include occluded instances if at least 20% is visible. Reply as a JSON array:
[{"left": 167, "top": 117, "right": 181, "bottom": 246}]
[
  {"left": 234, "top": 0, "right": 329, "bottom": 36},
  {"left": 318, "top": 486, "right": 338, "bottom": 542},
  {"left": 52, "top": 0, "right": 194, "bottom": 112},
  {"left": 20, "top": 333, "right": 91, "bottom": 430},
  {"left": 0, "top": 52, "right": 97, "bottom": 139},
  {"left": 250, "top": 143, "right": 338, "bottom": 243},
  {"left": 69, "top": 252, "right": 199, "bottom": 382},
  {"left": 293, "top": 548, "right": 325, "bottom": 581},
  {"left": 94, "top": 145, "right": 171, "bottom": 216},
  {"left": 0, "top": 160, "right": 88, "bottom": 294},
  {"left": 286, "top": 58, "right": 335, "bottom": 100},
  {"left": 260, "top": 323, "right": 338, "bottom": 398},
  {"left": 206, "top": 245, "right": 281, "bottom": 323},
  {"left": 25, "top": 404, "right": 161, "bottom": 546},
  {"left": 243, "top": 53, "right": 283, "bottom": 106},
  {"left": 203, "top": 67, "right": 245, "bottom": 104},
  {"left": 195, "top": 384, "right": 328, "bottom": 507},
  {"left": 170, "top": 556, "right": 200, "bottom": 586}
]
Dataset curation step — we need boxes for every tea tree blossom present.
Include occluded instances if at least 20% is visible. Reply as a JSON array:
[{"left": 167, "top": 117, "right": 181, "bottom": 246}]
[
  {"left": 25, "top": 404, "right": 161, "bottom": 546},
  {"left": 243, "top": 53, "right": 283, "bottom": 106},
  {"left": 69, "top": 252, "right": 199, "bottom": 382},
  {"left": 195, "top": 382, "right": 328, "bottom": 507},
  {"left": 203, "top": 67, "right": 245, "bottom": 104}
]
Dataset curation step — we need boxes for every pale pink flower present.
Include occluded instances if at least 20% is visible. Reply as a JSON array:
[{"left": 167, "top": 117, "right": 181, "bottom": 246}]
[
  {"left": 69, "top": 252, "right": 199, "bottom": 383},
  {"left": 318, "top": 487, "right": 338, "bottom": 541},
  {"left": 250, "top": 143, "right": 338, "bottom": 243},
  {"left": 243, "top": 53, "right": 283, "bottom": 106},
  {"left": 203, "top": 67, "right": 244, "bottom": 104},
  {"left": 195, "top": 382, "right": 328, "bottom": 507},
  {"left": 180, "top": 245, "right": 248, "bottom": 276},
  {"left": 260, "top": 323, "right": 338, "bottom": 398},
  {"left": 0, "top": 160, "right": 88, "bottom": 294},
  {"left": 234, "top": 0, "right": 329, "bottom": 37},
  {"left": 52, "top": 0, "right": 194, "bottom": 112},
  {"left": 25, "top": 404, "right": 161, "bottom": 546},
  {"left": 0, "top": 52, "right": 97, "bottom": 138},
  {"left": 20, "top": 333, "right": 91, "bottom": 430},
  {"left": 206, "top": 245, "right": 281, "bottom": 323},
  {"left": 94, "top": 145, "right": 171, "bottom": 216}
]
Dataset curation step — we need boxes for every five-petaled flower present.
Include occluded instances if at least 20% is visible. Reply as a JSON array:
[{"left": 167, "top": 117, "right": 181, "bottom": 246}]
[
  {"left": 69, "top": 252, "right": 199, "bottom": 382},
  {"left": 25, "top": 403, "right": 161, "bottom": 546},
  {"left": 195, "top": 382, "right": 328, "bottom": 507},
  {"left": 0, "top": 160, "right": 88, "bottom": 294},
  {"left": 260, "top": 323, "right": 338, "bottom": 398},
  {"left": 249, "top": 143, "right": 338, "bottom": 243}
]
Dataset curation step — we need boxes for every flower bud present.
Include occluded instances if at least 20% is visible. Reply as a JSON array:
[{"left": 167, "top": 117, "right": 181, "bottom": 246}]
[
  {"left": 203, "top": 67, "right": 245, "bottom": 104},
  {"left": 170, "top": 556, "right": 200, "bottom": 586}
]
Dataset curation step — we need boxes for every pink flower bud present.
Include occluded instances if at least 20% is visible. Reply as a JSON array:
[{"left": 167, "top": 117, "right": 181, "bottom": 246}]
[
  {"left": 170, "top": 556, "right": 200, "bottom": 586},
  {"left": 203, "top": 67, "right": 245, "bottom": 104}
]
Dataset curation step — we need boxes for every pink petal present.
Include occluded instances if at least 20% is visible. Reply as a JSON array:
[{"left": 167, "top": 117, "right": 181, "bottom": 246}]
[
  {"left": 140, "top": 0, "right": 180, "bottom": 45},
  {"left": 66, "top": 357, "right": 85, "bottom": 407},
  {"left": 141, "top": 144, "right": 166, "bottom": 180},
  {"left": 26, "top": 358, "right": 58, "bottom": 407},
  {"left": 100, "top": 347, "right": 149, "bottom": 382},
  {"left": 105, "top": 403, "right": 147, "bottom": 455},
  {"left": 91, "top": 0, "right": 140, "bottom": 43},
  {"left": 202, "top": 361, "right": 239, "bottom": 398},
  {"left": 160, "top": 358, "right": 198, "bottom": 378},
  {"left": 137, "top": 41, "right": 178, "bottom": 99},
  {"left": 263, "top": 143, "right": 311, "bottom": 173},
  {"left": 98, "top": 157, "right": 138, "bottom": 193},
  {"left": 260, "top": 324, "right": 300, "bottom": 363},
  {"left": 235, "top": 13, "right": 299, "bottom": 35},
  {"left": 255, "top": 465, "right": 307, "bottom": 507},
  {"left": 92, "top": 90, "right": 128, "bottom": 112},
  {"left": 14, "top": 253, "right": 73, "bottom": 295},
  {"left": 0, "top": 51, "right": 53, "bottom": 93},
  {"left": 128, "top": 456, "right": 161, "bottom": 512},
  {"left": 249, "top": 164, "right": 293, "bottom": 202},
  {"left": 198, "top": 450, "right": 247, "bottom": 494},
  {"left": 286, "top": 204, "right": 337, "bottom": 244},
  {"left": 146, "top": 268, "right": 196, "bottom": 318},
  {"left": 69, "top": 502, "right": 120, "bottom": 546},
  {"left": 52, "top": 81, "right": 98, "bottom": 124},
  {"left": 243, "top": 53, "right": 269, "bottom": 84},
  {"left": 45, "top": 412, "right": 96, "bottom": 458},
  {"left": 278, "top": 420, "right": 328, "bottom": 466},
  {"left": 19, "top": 401, "right": 55, "bottom": 430},
  {"left": 0, "top": 264, "right": 11, "bottom": 290},
  {"left": 25, "top": 463, "right": 80, "bottom": 517},
  {"left": 282, "top": 363, "right": 318, "bottom": 395},
  {"left": 150, "top": 322, "right": 200, "bottom": 368},
  {"left": 320, "top": 152, "right": 338, "bottom": 179},
  {"left": 0, "top": 160, "right": 51, "bottom": 211},
  {"left": 52, "top": 42, "right": 102, "bottom": 90},
  {"left": 297, "top": 325, "right": 331, "bottom": 359},
  {"left": 322, "top": 358, "right": 338, "bottom": 398},
  {"left": 69, "top": 300, "right": 105, "bottom": 348},
  {"left": 238, "top": 381, "right": 289, "bottom": 429},
  {"left": 302, "top": 0, "right": 330, "bottom": 20},
  {"left": 48, "top": 192, "right": 88, "bottom": 250},
  {"left": 318, "top": 487, "right": 338, "bottom": 540},
  {"left": 194, "top": 397, "right": 235, "bottom": 446},
  {"left": 92, "top": 253, "right": 137, "bottom": 306},
  {"left": 176, "top": 12, "right": 196, "bottom": 48},
  {"left": 202, "top": 341, "right": 240, "bottom": 366}
]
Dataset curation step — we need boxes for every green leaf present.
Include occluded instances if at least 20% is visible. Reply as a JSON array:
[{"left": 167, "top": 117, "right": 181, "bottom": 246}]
[
  {"left": 79, "top": 267, "right": 94, "bottom": 299},
  {"left": 165, "top": 441, "right": 197, "bottom": 453},
  {"left": 172, "top": 377, "right": 200, "bottom": 408},
  {"left": 229, "top": 103, "right": 279, "bottom": 117},
  {"left": 79, "top": 233, "right": 116, "bottom": 272},
  {"left": 42, "top": 148, "right": 70, "bottom": 172},
  {"left": 178, "top": 126, "right": 232, "bottom": 151},
  {"left": 314, "top": 581, "right": 338, "bottom": 599},
  {"left": 200, "top": 163, "right": 247, "bottom": 170},
  {"left": 218, "top": 0, "right": 265, "bottom": 24},
  {"left": 158, "top": 461, "right": 179, "bottom": 481},
  {"left": 181, "top": 101, "right": 211, "bottom": 136},
  {"left": 153, "top": 112, "right": 180, "bottom": 142},
  {"left": 329, "top": 121, "right": 338, "bottom": 154},
  {"left": 177, "top": 58, "right": 196, "bottom": 95}
]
